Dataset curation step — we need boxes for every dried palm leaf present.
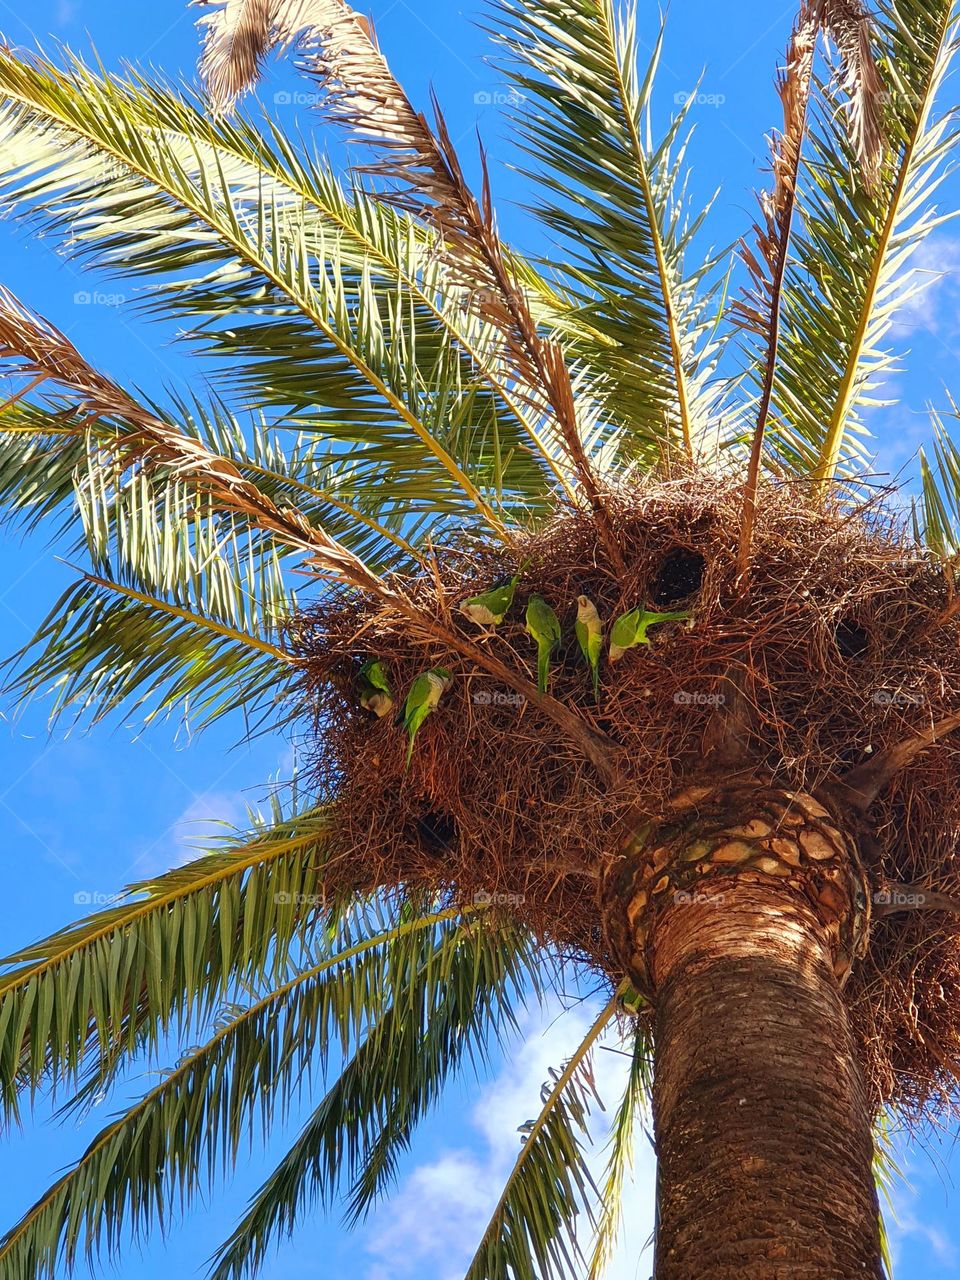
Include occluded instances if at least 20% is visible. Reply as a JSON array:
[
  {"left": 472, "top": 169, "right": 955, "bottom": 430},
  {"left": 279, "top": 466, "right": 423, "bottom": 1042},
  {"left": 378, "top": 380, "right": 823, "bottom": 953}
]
[
  {"left": 0, "top": 286, "right": 383, "bottom": 594},
  {"left": 194, "top": 0, "right": 623, "bottom": 568},
  {"left": 197, "top": 0, "right": 374, "bottom": 112},
  {"left": 823, "top": 0, "right": 886, "bottom": 185},
  {"left": 736, "top": 0, "right": 823, "bottom": 576}
]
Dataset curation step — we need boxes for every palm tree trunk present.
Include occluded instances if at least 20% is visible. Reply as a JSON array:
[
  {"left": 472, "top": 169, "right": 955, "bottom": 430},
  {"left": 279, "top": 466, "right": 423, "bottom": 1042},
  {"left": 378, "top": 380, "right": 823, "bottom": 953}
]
[
  {"left": 650, "top": 877, "right": 883, "bottom": 1278},
  {"left": 604, "top": 788, "right": 884, "bottom": 1278}
]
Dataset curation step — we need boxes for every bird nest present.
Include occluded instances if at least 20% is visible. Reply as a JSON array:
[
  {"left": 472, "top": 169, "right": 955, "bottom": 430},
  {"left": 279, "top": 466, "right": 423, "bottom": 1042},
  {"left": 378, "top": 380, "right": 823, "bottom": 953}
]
[{"left": 289, "top": 474, "right": 960, "bottom": 1118}]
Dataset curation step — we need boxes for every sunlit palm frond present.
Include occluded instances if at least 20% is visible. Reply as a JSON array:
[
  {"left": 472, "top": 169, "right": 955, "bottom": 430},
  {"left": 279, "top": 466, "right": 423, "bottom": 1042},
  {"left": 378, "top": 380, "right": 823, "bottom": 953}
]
[
  {"left": 0, "top": 49, "right": 552, "bottom": 528},
  {"left": 0, "top": 903, "right": 533, "bottom": 1280},
  {"left": 0, "top": 805, "right": 335, "bottom": 1119},
  {"left": 6, "top": 407, "right": 295, "bottom": 731},
  {"left": 207, "top": 913, "right": 540, "bottom": 1280},
  {"left": 192, "top": 0, "right": 623, "bottom": 561},
  {"left": 916, "top": 404, "right": 960, "bottom": 562},
  {"left": 147, "top": 392, "right": 434, "bottom": 572},
  {"left": 587, "top": 1024, "right": 653, "bottom": 1279},
  {"left": 463, "top": 994, "right": 617, "bottom": 1280},
  {"left": 491, "top": 0, "right": 726, "bottom": 464},
  {"left": 755, "top": 0, "right": 960, "bottom": 486},
  {"left": 873, "top": 1114, "right": 903, "bottom": 1279},
  {"left": 0, "top": 288, "right": 385, "bottom": 594},
  {"left": 163, "top": 72, "right": 580, "bottom": 501}
]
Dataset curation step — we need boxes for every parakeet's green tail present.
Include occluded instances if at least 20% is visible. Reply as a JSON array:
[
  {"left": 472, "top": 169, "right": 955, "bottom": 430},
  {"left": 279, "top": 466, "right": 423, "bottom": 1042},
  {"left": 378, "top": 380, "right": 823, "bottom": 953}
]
[
  {"left": 537, "top": 643, "right": 549, "bottom": 694},
  {"left": 591, "top": 664, "right": 600, "bottom": 699}
]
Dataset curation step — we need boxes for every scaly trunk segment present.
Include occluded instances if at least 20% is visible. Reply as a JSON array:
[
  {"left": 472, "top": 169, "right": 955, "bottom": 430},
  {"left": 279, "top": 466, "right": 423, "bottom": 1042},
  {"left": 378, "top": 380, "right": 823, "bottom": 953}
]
[
  {"left": 602, "top": 785, "right": 883, "bottom": 1279},
  {"left": 652, "top": 880, "right": 883, "bottom": 1279}
]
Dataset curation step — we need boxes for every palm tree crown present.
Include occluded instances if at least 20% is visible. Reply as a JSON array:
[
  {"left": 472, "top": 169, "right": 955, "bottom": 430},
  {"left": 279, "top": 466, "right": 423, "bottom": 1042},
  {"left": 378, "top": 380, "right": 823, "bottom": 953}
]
[{"left": 0, "top": 0, "right": 959, "bottom": 1276}]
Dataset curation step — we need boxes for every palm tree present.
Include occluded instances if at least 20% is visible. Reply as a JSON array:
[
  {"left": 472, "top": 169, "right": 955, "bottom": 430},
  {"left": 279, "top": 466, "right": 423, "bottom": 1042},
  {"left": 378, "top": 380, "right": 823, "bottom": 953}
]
[{"left": 0, "top": 0, "right": 959, "bottom": 1274}]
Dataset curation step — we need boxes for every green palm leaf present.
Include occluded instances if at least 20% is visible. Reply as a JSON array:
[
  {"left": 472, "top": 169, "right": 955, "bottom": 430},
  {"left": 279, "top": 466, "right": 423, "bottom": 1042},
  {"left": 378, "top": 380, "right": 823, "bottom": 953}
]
[
  {"left": 587, "top": 1023, "right": 653, "bottom": 1278},
  {"left": 916, "top": 404, "right": 960, "bottom": 561},
  {"left": 463, "top": 993, "right": 617, "bottom": 1280},
  {"left": 0, "top": 48, "right": 566, "bottom": 524},
  {"left": 756, "top": 0, "right": 960, "bottom": 484},
  {"left": 0, "top": 288, "right": 388, "bottom": 599},
  {"left": 0, "top": 804, "right": 335, "bottom": 1118},
  {"left": 208, "top": 912, "right": 540, "bottom": 1279},
  {"left": 0, "top": 903, "right": 530, "bottom": 1279},
  {"left": 491, "top": 0, "right": 726, "bottom": 461},
  {"left": 7, "top": 573, "right": 293, "bottom": 732}
]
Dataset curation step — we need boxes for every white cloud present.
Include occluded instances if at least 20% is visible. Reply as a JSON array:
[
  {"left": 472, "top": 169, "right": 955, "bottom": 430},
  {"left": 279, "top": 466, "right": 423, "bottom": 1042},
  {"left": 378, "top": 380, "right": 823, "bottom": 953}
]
[
  {"left": 361, "top": 999, "right": 656, "bottom": 1280},
  {"left": 131, "top": 789, "right": 248, "bottom": 876},
  {"left": 890, "top": 234, "right": 960, "bottom": 337},
  {"left": 885, "top": 1150, "right": 960, "bottom": 1273}
]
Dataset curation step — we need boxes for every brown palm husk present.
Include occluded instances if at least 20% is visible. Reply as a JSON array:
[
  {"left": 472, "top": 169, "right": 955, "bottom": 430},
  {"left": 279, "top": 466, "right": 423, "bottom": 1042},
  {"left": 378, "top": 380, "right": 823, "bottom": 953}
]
[{"left": 288, "top": 474, "right": 960, "bottom": 1118}]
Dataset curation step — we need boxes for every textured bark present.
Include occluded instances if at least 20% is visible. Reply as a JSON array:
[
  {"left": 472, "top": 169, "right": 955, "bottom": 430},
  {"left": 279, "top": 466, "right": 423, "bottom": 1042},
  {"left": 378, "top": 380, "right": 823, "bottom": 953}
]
[{"left": 650, "top": 877, "right": 883, "bottom": 1280}]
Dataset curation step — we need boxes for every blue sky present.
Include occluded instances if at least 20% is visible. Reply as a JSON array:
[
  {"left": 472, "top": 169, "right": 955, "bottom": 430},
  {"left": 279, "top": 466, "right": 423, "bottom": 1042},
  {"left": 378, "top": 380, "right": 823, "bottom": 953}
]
[{"left": 0, "top": 0, "right": 959, "bottom": 1277}]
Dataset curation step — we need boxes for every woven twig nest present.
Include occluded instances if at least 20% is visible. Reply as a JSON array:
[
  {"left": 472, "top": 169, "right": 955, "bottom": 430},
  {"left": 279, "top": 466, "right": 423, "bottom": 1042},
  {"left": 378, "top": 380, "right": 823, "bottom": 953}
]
[{"left": 290, "top": 475, "right": 960, "bottom": 1116}]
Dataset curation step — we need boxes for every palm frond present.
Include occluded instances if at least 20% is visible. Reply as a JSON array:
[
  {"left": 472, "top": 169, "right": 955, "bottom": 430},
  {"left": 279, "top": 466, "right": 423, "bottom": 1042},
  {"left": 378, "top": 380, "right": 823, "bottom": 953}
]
[
  {"left": 147, "top": 99, "right": 579, "bottom": 505},
  {"left": 0, "top": 287, "right": 385, "bottom": 594},
  {"left": 587, "top": 1023, "right": 653, "bottom": 1279},
  {"left": 491, "top": 0, "right": 726, "bottom": 464},
  {"left": 463, "top": 994, "right": 618, "bottom": 1280},
  {"left": 916, "top": 404, "right": 960, "bottom": 561},
  {"left": 1, "top": 403, "right": 298, "bottom": 730},
  {"left": 0, "top": 903, "right": 528, "bottom": 1279},
  {"left": 873, "top": 1113, "right": 902, "bottom": 1279},
  {"left": 2, "top": 390, "right": 427, "bottom": 578},
  {"left": 197, "top": 0, "right": 277, "bottom": 108},
  {"left": 755, "top": 0, "right": 960, "bottom": 485},
  {"left": 822, "top": 0, "right": 886, "bottom": 184},
  {"left": 6, "top": 573, "right": 293, "bottom": 733},
  {"left": 207, "top": 912, "right": 540, "bottom": 1279},
  {"left": 0, "top": 805, "right": 335, "bottom": 1119},
  {"left": 0, "top": 48, "right": 539, "bottom": 529},
  {"left": 192, "top": 0, "right": 622, "bottom": 561}
]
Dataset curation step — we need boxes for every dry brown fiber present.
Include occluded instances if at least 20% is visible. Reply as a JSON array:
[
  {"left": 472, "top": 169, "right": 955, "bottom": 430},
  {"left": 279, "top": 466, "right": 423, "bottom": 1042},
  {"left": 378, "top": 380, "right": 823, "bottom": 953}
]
[{"left": 290, "top": 474, "right": 960, "bottom": 1117}]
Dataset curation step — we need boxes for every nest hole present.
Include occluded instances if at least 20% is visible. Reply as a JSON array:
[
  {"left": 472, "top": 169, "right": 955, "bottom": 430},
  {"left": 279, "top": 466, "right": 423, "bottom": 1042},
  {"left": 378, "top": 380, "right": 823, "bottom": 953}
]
[
  {"left": 414, "top": 811, "right": 459, "bottom": 858},
  {"left": 836, "top": 618, "right": 871, "bottom": 659},
  {"left": 651, "top": 547, "right": 706, "bottom": 606}
]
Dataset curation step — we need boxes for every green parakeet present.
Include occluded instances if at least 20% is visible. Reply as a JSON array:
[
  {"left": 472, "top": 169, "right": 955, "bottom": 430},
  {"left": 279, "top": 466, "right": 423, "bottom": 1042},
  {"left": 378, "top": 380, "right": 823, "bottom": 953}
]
[
  {"left": 459, "top": 574, "right": 519, "bottom": 627},
  {"left": 574, "top": 594, "right": 603, "bottom": 698},
  {"left": 358, "top": 660, "right": 393, "bottom": 718},
  {"left": 618, "top": 982, "right": 646, "bottom": 1017},
  {"left": 609, "top": 608, "right": 691, "bottom": 663},
  {"left": 398, "top": 668, "right": 452, "bottom": 766},
  {"left": 525, "top": 595, "right": 561, "bottom": 694}
]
